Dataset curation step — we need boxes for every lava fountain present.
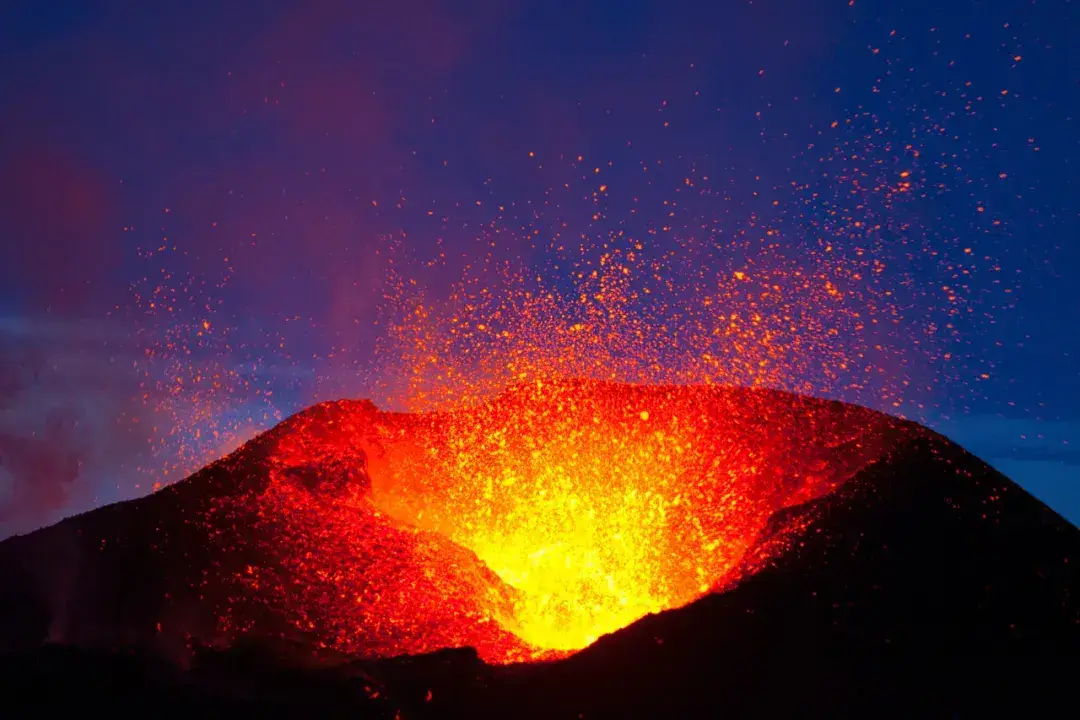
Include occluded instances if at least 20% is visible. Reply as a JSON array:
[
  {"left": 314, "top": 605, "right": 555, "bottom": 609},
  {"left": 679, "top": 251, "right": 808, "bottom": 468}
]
[
  {"left": 225, "top": 379, "right": 901, "bottom": 665},
  {"left": 204, "top": 243, "right": 916, "bottom": 664}
]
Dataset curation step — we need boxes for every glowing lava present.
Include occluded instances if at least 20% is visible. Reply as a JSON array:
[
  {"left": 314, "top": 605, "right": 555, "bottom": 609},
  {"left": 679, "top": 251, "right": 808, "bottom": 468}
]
[{"left": 227, "top": 379, "right": 902, "bottom": 664}]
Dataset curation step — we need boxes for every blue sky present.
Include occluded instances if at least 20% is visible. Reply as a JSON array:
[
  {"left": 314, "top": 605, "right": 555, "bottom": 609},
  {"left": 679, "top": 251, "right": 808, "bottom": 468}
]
[{"left": 0, "top": 0, "right": 1077, "bottom": 535}]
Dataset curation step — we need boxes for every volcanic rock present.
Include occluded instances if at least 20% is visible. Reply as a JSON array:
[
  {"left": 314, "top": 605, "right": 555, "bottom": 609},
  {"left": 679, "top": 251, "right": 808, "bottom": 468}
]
[{"left": 0, "top": 382, "right": 1076, "bottom": 717}]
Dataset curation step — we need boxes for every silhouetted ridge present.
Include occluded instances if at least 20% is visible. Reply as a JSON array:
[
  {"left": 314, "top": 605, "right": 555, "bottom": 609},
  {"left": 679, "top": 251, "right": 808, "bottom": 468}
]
[{"left": 0, "top": 384, "right": 1076, "bottom": 717}]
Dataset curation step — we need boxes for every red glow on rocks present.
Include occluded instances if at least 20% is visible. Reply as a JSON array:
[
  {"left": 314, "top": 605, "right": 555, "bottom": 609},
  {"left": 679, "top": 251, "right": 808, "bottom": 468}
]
[{"left": 214, "top": 380, "right": 902, "bottom": 664}]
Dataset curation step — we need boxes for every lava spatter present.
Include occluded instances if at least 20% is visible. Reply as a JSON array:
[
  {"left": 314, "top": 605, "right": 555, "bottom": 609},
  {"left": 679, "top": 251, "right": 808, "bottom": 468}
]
[{"left": 217, "top": 381, "right": 905, "bottom": 664}]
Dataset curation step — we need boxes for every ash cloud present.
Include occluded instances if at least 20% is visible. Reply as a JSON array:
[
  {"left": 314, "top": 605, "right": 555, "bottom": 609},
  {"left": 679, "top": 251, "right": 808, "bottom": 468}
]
[
  {"left": 0, "top": 321, "right": 152, "bottom": 538},
  {"left": 0, "top": 330, "right": 81, "bottom": 533},
  {"left": 0, "top": 406, "right": 84, "bottom": 529}
]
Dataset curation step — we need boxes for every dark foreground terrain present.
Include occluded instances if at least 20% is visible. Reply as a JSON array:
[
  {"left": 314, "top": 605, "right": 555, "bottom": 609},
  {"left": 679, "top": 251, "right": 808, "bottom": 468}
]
[{"left": 1, "top": 385, "right": 1077, "bottom": 718}]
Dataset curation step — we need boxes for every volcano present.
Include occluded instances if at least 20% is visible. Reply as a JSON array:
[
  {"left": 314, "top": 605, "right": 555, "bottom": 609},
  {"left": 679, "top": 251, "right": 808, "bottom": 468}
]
[{"left": 1, "top": 381, "right": 1077, "bottom": 717}]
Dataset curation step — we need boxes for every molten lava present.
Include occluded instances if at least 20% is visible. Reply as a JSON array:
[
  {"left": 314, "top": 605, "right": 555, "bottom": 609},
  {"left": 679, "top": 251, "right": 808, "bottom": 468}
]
[{"left": 221, "top": 380, "right": 900, "bottom": 664}]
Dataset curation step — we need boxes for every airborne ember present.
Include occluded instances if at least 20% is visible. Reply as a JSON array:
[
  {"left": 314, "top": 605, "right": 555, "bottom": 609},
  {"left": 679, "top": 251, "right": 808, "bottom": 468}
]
[
  {"left": 189, "top": 150, "right": 958, "bottom": 662},
  {"left": 192, "top": 225, "right": 920, "bottom": 662}
]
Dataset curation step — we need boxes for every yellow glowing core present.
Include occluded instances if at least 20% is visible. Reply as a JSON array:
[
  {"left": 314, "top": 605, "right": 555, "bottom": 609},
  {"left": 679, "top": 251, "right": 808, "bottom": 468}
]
[{"left": 368, "top": 384, "right": 766, "bottom": 653}]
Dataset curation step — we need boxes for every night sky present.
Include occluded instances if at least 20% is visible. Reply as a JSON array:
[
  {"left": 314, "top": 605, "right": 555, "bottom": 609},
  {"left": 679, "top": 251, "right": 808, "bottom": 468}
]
[{"left": 0, "top": 0, "right": 1077, "bottom": 538}]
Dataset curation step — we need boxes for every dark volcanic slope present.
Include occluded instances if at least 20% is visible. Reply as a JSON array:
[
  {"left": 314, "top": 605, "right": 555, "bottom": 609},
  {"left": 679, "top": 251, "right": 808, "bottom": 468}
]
[
  {"left": 0, "top": 384, "right": 1077, "bottom": 718},
  {"left": 402, "top": 435, "right": 1079, "bottom": 718}
]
